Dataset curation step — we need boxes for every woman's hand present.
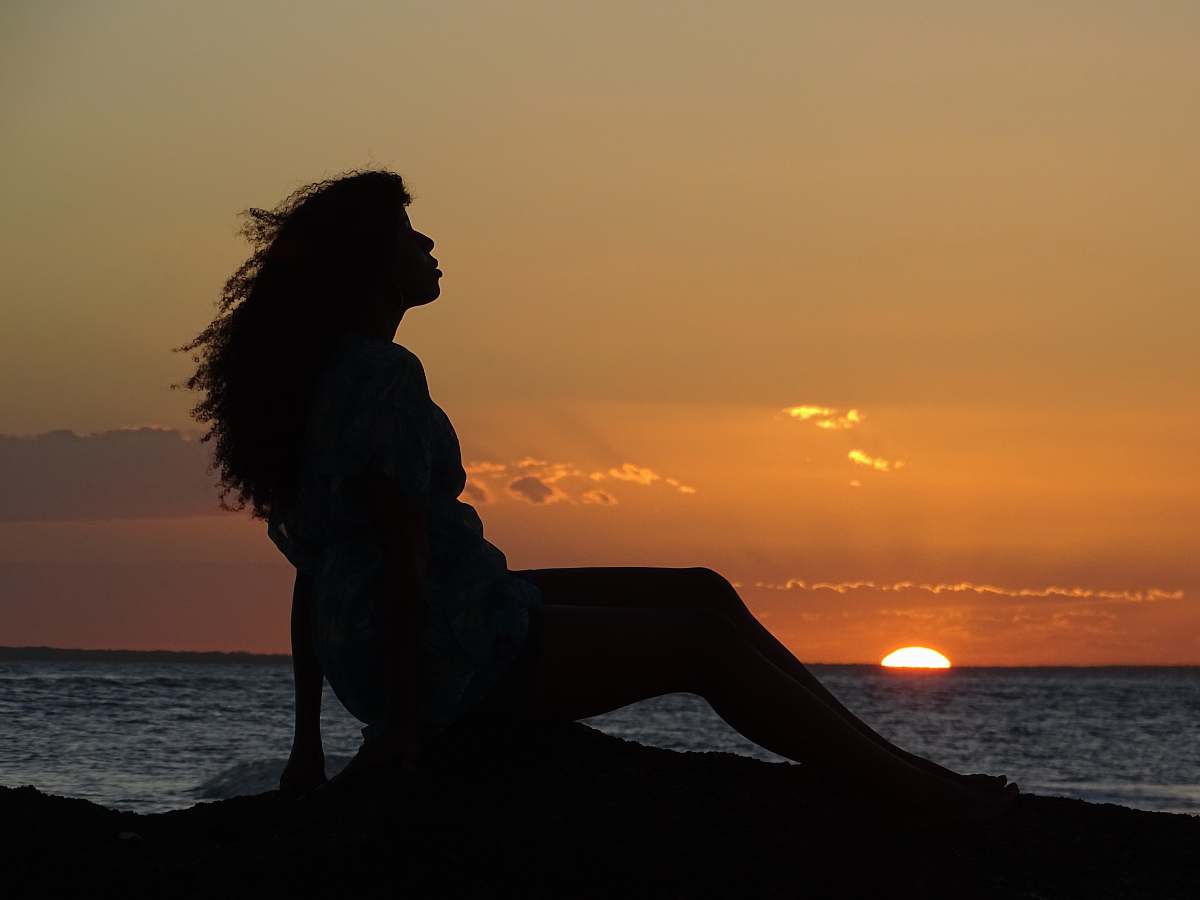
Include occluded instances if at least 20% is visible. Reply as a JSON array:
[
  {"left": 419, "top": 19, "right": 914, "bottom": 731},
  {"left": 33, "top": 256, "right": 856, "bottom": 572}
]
[{"left": 278, "top": 744, "right": 328, "bottom": 799}]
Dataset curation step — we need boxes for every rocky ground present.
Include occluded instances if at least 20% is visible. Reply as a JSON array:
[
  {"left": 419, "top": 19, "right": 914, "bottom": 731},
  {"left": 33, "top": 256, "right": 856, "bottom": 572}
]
[{"left": 4, "top": 722, "right": 1198, "bottom": 898}]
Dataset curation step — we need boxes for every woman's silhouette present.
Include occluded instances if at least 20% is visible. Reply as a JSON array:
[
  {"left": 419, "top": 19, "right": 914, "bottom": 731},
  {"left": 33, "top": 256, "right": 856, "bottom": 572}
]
[{"left": 175, "top": 168, "right": 1016, "bottom": 821}]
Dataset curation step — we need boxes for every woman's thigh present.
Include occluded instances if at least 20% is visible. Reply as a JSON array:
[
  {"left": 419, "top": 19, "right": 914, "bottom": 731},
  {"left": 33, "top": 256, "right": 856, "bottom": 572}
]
[
  {"left": 516, "top": 603, "right": 721, "bottom": 724},
  {"left": 510, "top": 566, "right": 743, "bottom": 617}
]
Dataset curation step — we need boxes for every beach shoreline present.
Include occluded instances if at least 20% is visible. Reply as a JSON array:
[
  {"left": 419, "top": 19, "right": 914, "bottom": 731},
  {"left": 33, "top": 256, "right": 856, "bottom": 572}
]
[{"left": 4, "top": 722, "right": 1198, "bottom": 899}]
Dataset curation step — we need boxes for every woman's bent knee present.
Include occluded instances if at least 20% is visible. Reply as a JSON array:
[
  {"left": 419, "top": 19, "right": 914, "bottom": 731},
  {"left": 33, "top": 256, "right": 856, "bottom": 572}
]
[{"left": 686, "top": 567, "right": 744, "bottom": 616}]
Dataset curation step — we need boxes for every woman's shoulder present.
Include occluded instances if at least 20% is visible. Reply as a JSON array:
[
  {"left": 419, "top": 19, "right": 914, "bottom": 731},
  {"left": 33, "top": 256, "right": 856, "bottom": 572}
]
[
  {"left": 336, "top": 332, "right": 420, "bottom": 367},
  {"left": 334, "top": 334, "right": 429, "bottom": 395}
]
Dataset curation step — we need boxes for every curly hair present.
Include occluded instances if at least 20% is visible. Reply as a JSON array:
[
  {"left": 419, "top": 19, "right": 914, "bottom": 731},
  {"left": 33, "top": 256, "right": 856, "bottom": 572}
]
[{"left": 173, "top": 168, "right": 414, "bottom": 520}]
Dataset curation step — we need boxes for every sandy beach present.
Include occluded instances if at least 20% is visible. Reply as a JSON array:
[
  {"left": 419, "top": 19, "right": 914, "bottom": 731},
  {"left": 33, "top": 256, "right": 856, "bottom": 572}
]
[{"left": 5, "top": 722, "right": 1198, "bottom": 899}]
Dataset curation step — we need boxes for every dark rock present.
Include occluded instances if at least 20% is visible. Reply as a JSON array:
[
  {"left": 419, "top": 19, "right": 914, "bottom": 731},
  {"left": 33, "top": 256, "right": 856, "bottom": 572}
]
[{"left": 2, "top": 723, "right": 1198, "bottom": 899}]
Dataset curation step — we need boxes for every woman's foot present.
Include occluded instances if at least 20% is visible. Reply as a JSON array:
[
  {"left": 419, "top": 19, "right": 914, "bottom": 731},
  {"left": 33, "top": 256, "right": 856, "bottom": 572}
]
[
  {"left": 862, "top": 760, "right": 1017, "bottom": 826},
  {"left": 926, "top": 774, "right": 1020, "bottom": 824},
  {"left": 898, "top": 746, "right": 1012, "bottom": 793}
]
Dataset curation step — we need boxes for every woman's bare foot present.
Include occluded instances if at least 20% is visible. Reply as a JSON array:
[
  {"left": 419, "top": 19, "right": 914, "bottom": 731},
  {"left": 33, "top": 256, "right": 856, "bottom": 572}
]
[
  {"left": 894, "top": 746, "right": 1012, "bottom": 793},
  {"left": 965, "top": 781, "right": 1020, "bottom": 823},
  {"left": 924, "top": 774, "right": 1020, "bottom": 824},
  {"left": 960, "top": 777, "right": 1017, "bottom": 796},
  {"left": 962, "top": 772, "right": 1012, "bottom": 791}
]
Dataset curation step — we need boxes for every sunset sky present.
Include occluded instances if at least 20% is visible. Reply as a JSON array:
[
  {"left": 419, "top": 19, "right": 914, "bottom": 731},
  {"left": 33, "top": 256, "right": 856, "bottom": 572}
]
[{"left": 2, "top": 1, "right": 1197, "bottom": 664}]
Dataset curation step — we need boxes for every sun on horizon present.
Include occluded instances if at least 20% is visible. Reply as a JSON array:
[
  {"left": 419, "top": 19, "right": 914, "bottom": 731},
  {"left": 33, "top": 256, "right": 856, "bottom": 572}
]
[{"left": 881, "top": 647, "right": 952, "bottom": 669}]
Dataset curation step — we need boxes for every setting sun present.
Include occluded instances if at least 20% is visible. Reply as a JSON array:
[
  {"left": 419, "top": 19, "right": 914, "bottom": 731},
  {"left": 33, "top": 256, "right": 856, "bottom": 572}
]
[{"left": 881, "top": 647, "right": 952, "bottom": 669}]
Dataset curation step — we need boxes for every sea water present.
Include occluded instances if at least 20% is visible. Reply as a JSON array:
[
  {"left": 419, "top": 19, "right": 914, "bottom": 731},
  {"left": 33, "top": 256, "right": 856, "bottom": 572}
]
[{"left": 1, "top": 659, "right": 1196, "bottom": 816}]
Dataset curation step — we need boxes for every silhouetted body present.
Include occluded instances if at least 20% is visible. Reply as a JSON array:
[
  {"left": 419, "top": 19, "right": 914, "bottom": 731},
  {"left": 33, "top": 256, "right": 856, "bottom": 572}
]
[
  {"left": 266, "top": 332, "right": 541, "bottom": 740},
  {"left": 177, "top": 168, "right": 1016, "bottom": 822}
]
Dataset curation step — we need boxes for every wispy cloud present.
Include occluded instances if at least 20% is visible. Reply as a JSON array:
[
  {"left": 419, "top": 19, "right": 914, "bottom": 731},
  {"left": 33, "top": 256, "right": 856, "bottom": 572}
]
[
  {"left": 817, "top": 410, "right": 863, "bottom": 431},
  {"left": 783, "top": 405, "right": 864, "bottom": 431},
  {"left": 847, "top": 449, "right": 903, "bottom": 472},
  {"left": 786, "top": 405, "right": 836, "bottom": 421},
  {"left": 751, "top": 578, "right": 1183, "bottom": 605},
  {"left": 462, "top": 479, "right": 492, "bottom": 504},
  {"left": 780, "top": 407, "right": 903, "bottom": 477},
  {"left": 606, "top": 463, "right": 661, "bottom": 485},
  {"left": 581, "top": 489, "right": 618, "bottom": 505},
  {"left": 465, "top": 461, "right": 507, "bottom": 476},
  {"left": 666, "top": 477, "right": 698, "bottom": 495},
  {"left": 0, "top": 427, "right": 699, "bottom": 520},
  {"left": 0, "top": 428, "right": 219, "bottom": 521},
  {"left": 468, "top": 457, "right": 696, "bottom": 503},
  {"left": 506, "top": 475, "right": 570, "bottom": 505},
  {"left": 602, "top": 463, "right": 696, "bottom": 494}
]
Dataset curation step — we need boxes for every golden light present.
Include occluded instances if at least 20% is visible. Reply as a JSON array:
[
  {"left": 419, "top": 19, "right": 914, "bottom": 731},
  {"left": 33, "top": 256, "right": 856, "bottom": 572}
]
[{"left": 881, "top": 647, "right": 952, "bottom": 669}]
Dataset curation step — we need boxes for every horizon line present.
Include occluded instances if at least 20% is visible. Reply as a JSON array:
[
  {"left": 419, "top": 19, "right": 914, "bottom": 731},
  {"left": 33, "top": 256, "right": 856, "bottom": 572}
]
[{"left": 1, "top": 645, "right": 1198, "bottom": 668}]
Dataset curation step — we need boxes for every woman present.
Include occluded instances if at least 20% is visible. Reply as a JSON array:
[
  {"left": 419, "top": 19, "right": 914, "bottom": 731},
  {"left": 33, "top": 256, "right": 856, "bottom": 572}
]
[{"left": 176, "top": 168, "right": 1016, "bottom": 821}]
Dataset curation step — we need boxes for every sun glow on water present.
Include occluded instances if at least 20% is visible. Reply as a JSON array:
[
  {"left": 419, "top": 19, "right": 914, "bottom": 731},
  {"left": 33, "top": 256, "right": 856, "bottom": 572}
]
[{"left": 881, "top": 647, "right": 951, "bottom": 669}]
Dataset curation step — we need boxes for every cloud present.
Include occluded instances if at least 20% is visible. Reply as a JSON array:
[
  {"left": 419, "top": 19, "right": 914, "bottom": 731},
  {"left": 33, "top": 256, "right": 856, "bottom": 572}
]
[
  {"left": 607, "top": 463, "right": 661, "bottom": 485},
  {"left": 506, "top": 475, "right": 568, "bottom": 505},
  {"left": 816, "top": 409, "right": 863, "bottom": 431},
  {"left": 783, "top": 405, "right": 864, "bottom": 431},
  {"left": 581, "top": 489, "right": 618, "bottom": 505},
  {"left": 0, "top": 428, "right": 221, "bottom": 522},
  {"left": 781, "top": 407, "right": 906, "bottom": 478},
  {"left": 473, "top": 456, "right": 696, "bottom": 502},
  {"left": 786, "top": 405, "right": 837, "bottom": 421},
  {"left": 473, "top": 458, "right": 588, "bottom": 505},
  {"left": 847, "top": 449, "right": 903, "bottom": 472},
  {"left": 464, "top": 461, "right": 507, "bottom": 476},
  {"left": 665, "top": 477, "right": 698, "bottom": 494},
  {"left": 3, "top": 429, "right": 699, "bottom": 521},
  {"left": 478, "top": 458, "right": 585, "bottom": 486},
  {"left": 750, "top": 578, "right": 1183, "bottom": 605},
  {"left": 781, "top": 408, "right": 902, "bottom": 476},
  {"left": 462, "top": 479, "right": 492, "bottom": 504},
  {"left": 538, "top": 463, "right": 587, "bottom": 484},
  {"left": 605, "top": 463, "right": 696, "bottom": 494}
]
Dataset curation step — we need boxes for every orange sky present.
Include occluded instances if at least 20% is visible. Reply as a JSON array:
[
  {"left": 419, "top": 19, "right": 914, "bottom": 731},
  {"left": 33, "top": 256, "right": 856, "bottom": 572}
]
[{"left": 1, "top": 2, "right": 1197, "bottom": 663}]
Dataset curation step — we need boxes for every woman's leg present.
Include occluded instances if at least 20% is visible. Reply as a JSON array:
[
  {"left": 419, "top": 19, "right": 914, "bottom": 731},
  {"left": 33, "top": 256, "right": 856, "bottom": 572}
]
[
  {"left": 511, "top": 567, "right": 975, "bottom": 785},
  {"left": 518, "top": 603, "right": 991, "bottom": 815}
]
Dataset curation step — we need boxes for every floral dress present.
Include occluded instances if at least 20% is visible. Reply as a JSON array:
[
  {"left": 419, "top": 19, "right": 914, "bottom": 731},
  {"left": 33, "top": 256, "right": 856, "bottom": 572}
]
[{"left": 267, "top": 332, "right": 543, "bottom": 741}]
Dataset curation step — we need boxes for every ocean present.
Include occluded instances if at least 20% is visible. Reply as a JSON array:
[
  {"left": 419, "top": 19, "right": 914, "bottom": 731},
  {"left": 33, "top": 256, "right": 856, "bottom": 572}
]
[{"left": 1, "top": 657, "right": 1197, "bottom": 816}]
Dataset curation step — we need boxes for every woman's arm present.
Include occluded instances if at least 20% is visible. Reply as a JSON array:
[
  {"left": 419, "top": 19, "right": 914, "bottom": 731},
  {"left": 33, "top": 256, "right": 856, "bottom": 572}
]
[
  {"left": 290, "top": 569, "right": 324, "bottom": 750},
  {"left": 278, "top": 569, "right": 327, "bottom": 797}
]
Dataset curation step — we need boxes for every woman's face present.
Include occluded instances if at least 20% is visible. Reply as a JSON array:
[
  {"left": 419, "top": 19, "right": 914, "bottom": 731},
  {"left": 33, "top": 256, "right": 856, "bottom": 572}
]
[{"left": 391, "top": 207, "right": 441, "bottom": 309}]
